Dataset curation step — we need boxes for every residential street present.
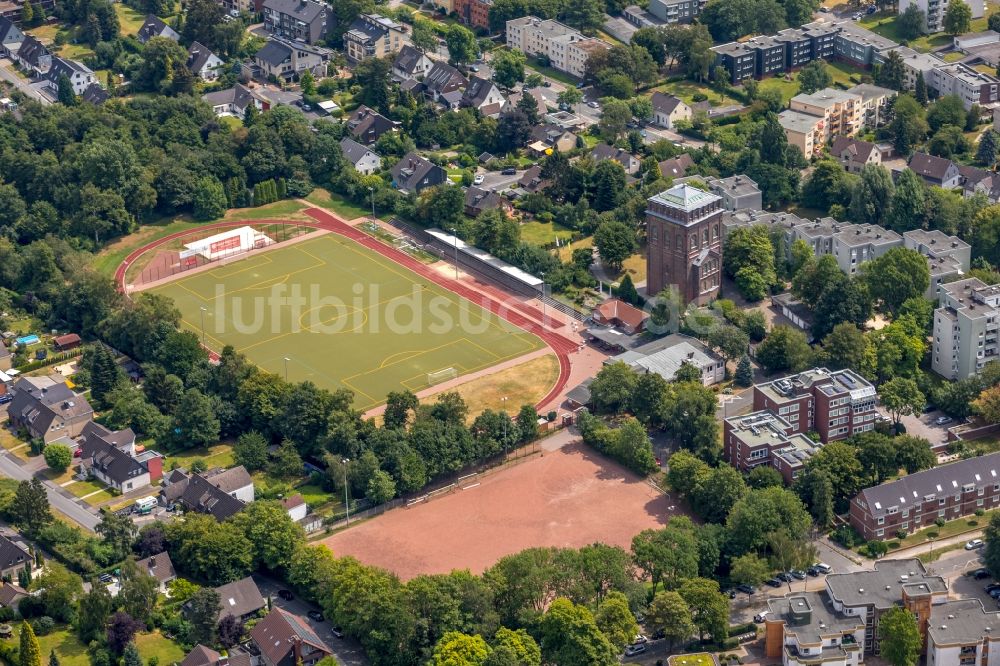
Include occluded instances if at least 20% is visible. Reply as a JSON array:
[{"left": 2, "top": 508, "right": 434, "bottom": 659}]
[
  {"left": 0, "top": 57, "right": 52, "bottom": 105},
  {"left": 0, "top": 447, "right": 100, "bottom": 530}
]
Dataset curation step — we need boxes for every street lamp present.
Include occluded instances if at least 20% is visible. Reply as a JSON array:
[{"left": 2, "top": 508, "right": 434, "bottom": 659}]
[
  {"left": 342, "top": 458, "right": 351, "bottom": 525},
  {"left": 451, "top": 227, "right": 459, "bottom": 280},
  {"left": 199, "top": 307, "right": 207, "bottom": 344},
  {"left": 283, "top": 357, "right": 290, "bottom": 381}
]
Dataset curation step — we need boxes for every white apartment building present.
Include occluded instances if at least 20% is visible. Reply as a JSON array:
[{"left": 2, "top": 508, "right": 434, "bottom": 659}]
[
  {"left": 898, "top": 0, "right": 983, "bottom": 34},
  {"left": 903, "top": 228, "right": 971, "bottom": 299},
  {"left": 505, "top": 16, "right": 609, "bottom": 78},
  {"left": 933, "top": 277, "right": 1000, "bottom": 380},
  {"left": 780, "top": 88, "right": 864, "bottom": 156},
  {"left": 876, "top": 46, "right": 944, "bottom": 91},
  {"left": 931, "top": 62, "right": 1000, "bottom": 110},
  {"left": 927, "top": 599, "right": 1000, "bottom": 666}
]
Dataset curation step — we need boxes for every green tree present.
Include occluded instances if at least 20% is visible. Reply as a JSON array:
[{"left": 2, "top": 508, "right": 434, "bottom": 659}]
[
  {"left": 799, "top": 442, "right": 864, "bottom": 514},
  {"left": 42, "top": 444, "right": 72, "bottom": 473},
  {"left": 880, "top": 377, "right": 926, "bottom": 426},
  {"left": 894, "top": 435, "right": 935, "bottom": 474},
  {"left": 747, "top": 465, "right": 784, "bottom": 489},
  {"left": 589, "top": 362, "right": 638, "bottom": 414},
  {"left": 446, "top": 24, "right": 478, "bottom": 64},
  {"left": 616, "top": 274, "right": 640, "bottom": 305},
  {"left": 591, "top": 160, "right": 627, "bottom": 212},
  {"left": 300, "top": 71, "right": 315, "bottom": 96},
  {"left": 849, "top": 163, "right": 894, "bottom": 226},
  {"left": 767, "top": 528, "right": 818, "bottom": 591},
  {"left": 734, "top": 356, "right": 754, "bottom": 387},
  {"left": 690, "top": 464, "right": 747, "bottom": 523},
  {"left": 186, "top": 587, "right": 221, "bottom": 646},
  {"left": 229, "top": 500, "right": 304, "bottom": 572},
  {"left": 756, "top": 325, "right": 813, "bottom": 374},
  {"left": 862, "top": 247, "right": 930, "bottom": 315},
  {"left": 492, "top": 48, "right": 526, "bottom": 89},
  {"left": 879, "top": 606, "right": 922, "bottom": 666},
  {"left": 821, "top": 323, "right": 872, "bottom": 374},
  {"left": 56, "top": 74, "right": 76, "bottom": 106},
  {"left": 886, "top": 168, "right": 926, "bottom": 233},
  {"left": 366, "top": 470, "right": 397, "bottom": 505},
  {"left": 593, "top": 221, "right": 636, "bottom": 272},
  {"left": 984, "top": 512, "right": 1000, "bottom": 578},
  {"left": 492, "top": 628, "right": 540, "bottom": 666},
  {"left": 76, "top": 584, "right": 113, "bottom": 643},
  {"left": 726, "top": 486, "right": 811, "bottom": 554},
  {"left": 598, "top": 98, "right": 632, "bottom": 141},
  {"left": 979, "top": 129, "right": 998, "bottom": 166},
  {"left": 537, "top": 598, "right": 617, "bottom": 666},
  {"left": 897, "top": 4, "right": 926, "bottom": 40},
  {"left": 9, "top": 479, "right": 52, "bottom": 535},
  {"left": 927, "top": 95, "right": 967, "bottom": 133},
  {"left": 192, "top": 176, "right": 228, "bottom": 221},
  {"left": 431, "top": 632, "right": 491, "bottom": 665},
  {"left": 646, "top": 591, "right": 694, "bottom": 651},
  {"left": 233, "top": 430, "right": 268, "bottom": 472},
  {"left": 797, "top": 59, "right": 832, "bottom": 94},
  {"left": 944, "top": 0, "right": 972, "bottom": 35},
  {"left": 678, "top": 578, "right": 728, "bottom": 643},
  {"left": 166, "top": 389, "right": 220, "bottom": 448},
  {"left": 730, "top": 552, "right": 771, "bottom": 589},
  {"left": 593, "top": 591, "right": 639, "bottom": 650},
  {"left": 915, "top": 72, "right": 928, "bottom": 105},
  {"left": 48, "top": 651, "right": 58, "bottom": 666},
  {"left": 723, "top": 225, "right": 776, "bottom": 301},
  {"left": 875, "top": 49, "right": 906, "bottom": 90},
  {"left": 19, "top": 621, "right": 40, "bottom": 666},
  {"left": 96, "top": 509, "right": 137, "bottom": 563},
  {"left": 631, "top": 523, "right": 698, "bottom": 594}
]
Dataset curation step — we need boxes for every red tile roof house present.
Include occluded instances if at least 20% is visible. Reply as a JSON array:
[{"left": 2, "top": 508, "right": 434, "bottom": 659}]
[
  {"left": 591, "top": 298, "right": 649, "bottom": 334},
  {"left": 52, "top": 333, "right": 81, "bottom": 352},
  {"left": 251, "top": 607, "right": 332, "bottom": 666}
]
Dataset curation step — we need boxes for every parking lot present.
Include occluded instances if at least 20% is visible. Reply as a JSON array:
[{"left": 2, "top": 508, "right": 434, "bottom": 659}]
[{"left": 896, "top": 408, "right": 955, "bottom": 449}]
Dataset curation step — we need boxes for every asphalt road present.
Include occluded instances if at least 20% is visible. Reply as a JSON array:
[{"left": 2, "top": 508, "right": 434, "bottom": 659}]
[
  {"left": 253, "top": 574, "right": 370, "bottom": 666},
  {"left": 476, "top": 168, "right": 524, "bottom": 192},
  {"left": 0, "top": 58, "right": 51, "bottom": 105},
  {"left": 0, "top": 448, "right": 100, "bottom": 530}
]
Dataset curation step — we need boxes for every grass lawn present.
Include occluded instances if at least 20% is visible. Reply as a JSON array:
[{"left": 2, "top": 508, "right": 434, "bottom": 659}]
[
  {"left": 58, "top": 41, "right": 95, "bottom": 61},
  {"left": 557, "top": 236, "right": 593, "bottom": 263},
  {"left": 887, "top": 508, "right": 998, "bottom": 550},
  {"left": 943, "top": 51, "right": 966, "bottom": 62},
  {"left": 163, "top": 443, "right": 235, "bottom": 471},
  {"left": 857, "top": 8, "right": 1000, "bottom": 52},
  {"left": 0, "top": 428, "right": 31, "bottom": 462},
  {"left": 305, "top": 188, "right": 372, "bottom": 221},
  {"left": 227, "top": 199, "right": 307, "bottom": 221},
  {"left": 826, "top": 61, "right": 867, "bottom": 88},
  {"left": 519, "top": 220, "right": 574, "bottom": 246},
  {"left": 918, "top": 540, "right": 965, "bottom": 563},
  {"left": 759, "top": 76, "right": 800, "bottom": 105},
  {"left": 652, "top": 79, "right": 726, "bottom": 107},
  {"left": 134, "top": 631, "right": 187, "bottom": 664},
  {"left": 6, "top": 628, "right": 90, "bottom": 666},
  {"left": 525, "top": 57, "right": 579, "bottom": 86},
  {"left": 28, "top": 23, "right": 61, "bottom": 43},
  {"left": 295, "top": 483, "right": 341, "bottom": 510},
  {"left": 66, "top": 478, "right": 112, "bottom": 499},
  {"left": 668, "top": 654, "right": 715, "bottom": 666},
  {"left": 149, "top": 234, "right": 545, "bottom": 409},
  {"left": 115, "top": 3, "right": 150, "bottom": 34},
  {"left": 40, "top": 464, "right": 76, "bottom": 485},
  {"left": 445, "top": 353, "right": 561, "bottom": 421},
  {"left": 220, "top": 115, "right": 243, "bottom": 130}
]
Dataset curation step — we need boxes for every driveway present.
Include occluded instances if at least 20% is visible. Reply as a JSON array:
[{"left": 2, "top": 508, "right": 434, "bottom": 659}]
[
  {"left": 253, "top": 574, "right": 370, "bottom": 666},
  {"left": 0, "top": 446, "right": 100, "bottom": 530},
  {"left": 894, "top": 409, "right": 953, "bottom": 448},
  {"left": 477, "top": 168, "right": 523, "bottom": 192}
]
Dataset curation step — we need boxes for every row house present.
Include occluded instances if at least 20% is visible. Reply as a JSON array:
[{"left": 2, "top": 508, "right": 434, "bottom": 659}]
[
  {"left": 850, "top": 453, "right": 1000, "bottom": 540},
  {"left": 504, "top": 16, "right": 610, "bottom": 79}
]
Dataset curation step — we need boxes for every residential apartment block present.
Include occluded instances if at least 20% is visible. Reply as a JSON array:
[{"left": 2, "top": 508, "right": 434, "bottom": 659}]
[
  {"left": 765, "top": 559, "right": 947, "bottom": 664},
  {"left": 904, "top": 229, "right": 971, "bottom": 299},
  {"left": 504, "top": 17, "right": 610, "bottom": 79},
  {"left": 779, "top": 88, "right": 864, "bottom": 156},
  {"left": 898, "top": 0, "right": 984, "bottom": 34},
  {"left": 645, "top": 183, "right": 722, "bottom": 305},
  {"left": 344, "top": 14, "right": 409, "bottom": 63},
  {"left": 932, "top": 277, "right": 1000, "bottom": 380},
  {"left": 262, "top": 0, "right": 329, "bottom": 44},
  {"left": 930, "top": 62, "right": 1000, "bottom": 110},
  {"left": 723, "top": 410, "right": 823, "bottom": 484},
  {"left": 877, "top": 46, "right": 944, "bottom": 91},
  {"left": 752, "top": 367, "right": 878, "bottom": 443},
  {"left": 851, "top": 453, "right": 1000, "bottom": 540},
  {"left": 454, "top": 0, "right": 491, "bottom": 30}
]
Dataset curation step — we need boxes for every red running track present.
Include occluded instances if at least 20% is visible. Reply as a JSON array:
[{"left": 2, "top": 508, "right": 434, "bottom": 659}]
[{"left": 114, "top": 208, "right": 575, "bottom": 411}]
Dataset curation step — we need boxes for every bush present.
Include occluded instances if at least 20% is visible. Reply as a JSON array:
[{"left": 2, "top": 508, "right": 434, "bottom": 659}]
[
  {"left": 729, "top": 622, "right": 756, "bottom": 635},
  {"left": 927, "top": 530, "right": 940, "bottom": 538},
  {"left": 896, "top": 529, "right": 908, "bottom": 540},
  {"left": 692, "top": 93, "right": 708, "bottom": 102},
  {"left": 31, "top": 616, "right": 55, "bottom": 636},
  {"left": 935, "top": 518, "right": 946, "bottom": 527},
  {"left": 887, "top": 540, "right": 900, "bottom": 549},
  {"left": 831, "top": 524, "right": 861, "bottom": 548},
  {"left": 976, "top": 509, "right": 986, "bottom": 517},
  {"left": 969, "top": 520, "right": 979, "bottom": 527}
]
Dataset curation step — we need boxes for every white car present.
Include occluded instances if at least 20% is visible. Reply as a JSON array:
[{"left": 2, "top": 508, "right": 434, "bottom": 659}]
[
  {"left": 632, "top": 634, "right": 648, "bottom": 645},
  {"left": 967, "top": 539, "right": 985, "bottom": 550},
  {"left": 473, "top": 174, "right": 485, "bottom": 185},
  {"left": 587, "top": 101, "right": 600, "bottom": 109},
  {"left": 935, "top": 416, "right": 953, "bottom": 426}
]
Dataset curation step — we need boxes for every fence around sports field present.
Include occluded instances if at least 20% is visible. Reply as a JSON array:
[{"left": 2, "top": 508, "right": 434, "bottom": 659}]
[
  {"left": 317, "top": 436, "right": 551, "bottom": 532},
  {"left": 124, "top": 221, "right": 315, "bottom": 289}
]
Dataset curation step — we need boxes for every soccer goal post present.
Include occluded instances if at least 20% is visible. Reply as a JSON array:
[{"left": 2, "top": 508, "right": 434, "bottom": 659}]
[{"left": 427, "top": 367, "right": 458, "bottom": 386}]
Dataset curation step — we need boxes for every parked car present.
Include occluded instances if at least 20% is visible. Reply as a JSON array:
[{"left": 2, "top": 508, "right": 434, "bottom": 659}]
[
  {"left": 736, "top": 584, "right": 755, "bottom": 595},
  {"left": 587, "top": 101, "right": 600, "bottom": 109},
  {"left": 277, "top": 589, "right": 294, "bottom": 600},
  {"left": 501, "top": 167, "right": 517, "bottom": 175},
  {"left": 307, "top": 610, "right": 324, "bottom": 622},
  {"left": 806, "top": 566, "right": 821, "bottom": 576},
  {"left": 753, "top": 611, "right": 770, "bottom": 623},
  {"left": 633, "top": 634, "right": 648, "bottom": 645},
  {"left": 624, "top": 644, "right": 646, "bottom": 657},
  {"left": 866, "top": 4, "right": 876, "bottom": 13},
  {"left": 766, "top": 578, "right": 782, "bottom": 588},
  {"left": 984, "top": 583, "right": 1000, "bottom": 592},
  {"left": 791, "top": 570, "right": 807, "bottom": 580},
  {"left": 935, "top": 416, "right": 954, "bottom": 426},
  {"left": 777, "top": 572, "right": 794, "bottom": 582},
  {"left": 813, "top": 562, "right": 832, "bottom": 574},
  {"left": 469, "top": 65, "right": 479, "bottom": 72},
  {"left": 724, "top": 589, "right": 737, "bottom": 599},
  {"left": 988, "top": 588, "right": 1000, "bottom": 599},
  {"left": 330, "top": 627, "right": 344, "bottom": 639},
  {"left": 473, "top": 174, "right": 485, "bottom": 185},
  {"left": 967, "top": 539, "right": 985, "bottom": 550},
  {"left": 972, "top": 568, "right": 992, "bottom": 579}
]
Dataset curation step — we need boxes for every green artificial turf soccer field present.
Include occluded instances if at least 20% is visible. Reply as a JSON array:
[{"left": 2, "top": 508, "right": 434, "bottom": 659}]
[{"left": 151, "top": 234, "right": 544, "bottom": 409}]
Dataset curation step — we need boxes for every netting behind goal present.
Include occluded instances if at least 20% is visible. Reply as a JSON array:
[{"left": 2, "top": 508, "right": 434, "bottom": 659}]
[{"left": 427, "top": 367, "right": 458, "bottom": 386}]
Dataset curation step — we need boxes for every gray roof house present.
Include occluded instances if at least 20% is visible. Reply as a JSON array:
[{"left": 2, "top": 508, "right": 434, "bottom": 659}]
[
  {"left": 262, "top": 0, "right": 330, "bottom": 44},
  {"left": 46, "top": 57, "right": 97, "bottom": 96},
  {"left": 464, "top": 186, "right": 502, "bottom": 216},
  {"left": 590, "top": 144, "right": 641, "bottom": 175},
  {"left": 163, "top": 465, "right": 253, "bottom": 521},
  {"left": 658, "top": 154, "right": 694, "bottom": 180},
  {"left": 15, "top": 36, "right": 51, "bottom": 75},
  {"left": 340, "top": 137, "right": 381, "bottom": 175},
  {"left": 706, "top": 174, "right": 761, "bottom": 211},
  {"left": 650, "top": 91, "right": 691, "bottom": 129},
  {"left": 254, "top": 38, "right": 326, "bottom": 81},
  {"left": 141, "top": 552, "right": 176, "bottom": 592},
  {"left": 391, "top": 152, "right": 447, "bottom": 194},
  {"left": 907, "top": 152, "right": 961, "bottom": 189},
  {"left": 8, "top": 376, "right": 93, "bottom": 443},
  {"left": 392, "top": 45, "right": 432, "bottom": 81},
  {"left": 250, "top": 608, "right": 332, "bottom": 666},
  {"left": 346, "top": 105, "right": 398, "bottom": 145},
  {"left": 0, "top": 531, "right": 31, "bottom": 582},
  {"left": 82, "top": 83, "right": 109, "bottom": 105},
  {"left": 422, "top": 61, "right": 467, "bottom": 103},
  {"left": 0, "top": 16, "right": 24, "bottom": 53},
  {"left": 202, "top": 83, "right": 266, "bottom": 118},
  {"left": 212, "top": 576, "right": 266, "bottom": 621},
  {"left": 461, "top": 76, "right": 506, "bottom": 117},
  {"left": 137, "top": 15, "right": 180, "bottom": 44},
  {"left": 187, "top": 42, "right": 224, "bottom": 80}
]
